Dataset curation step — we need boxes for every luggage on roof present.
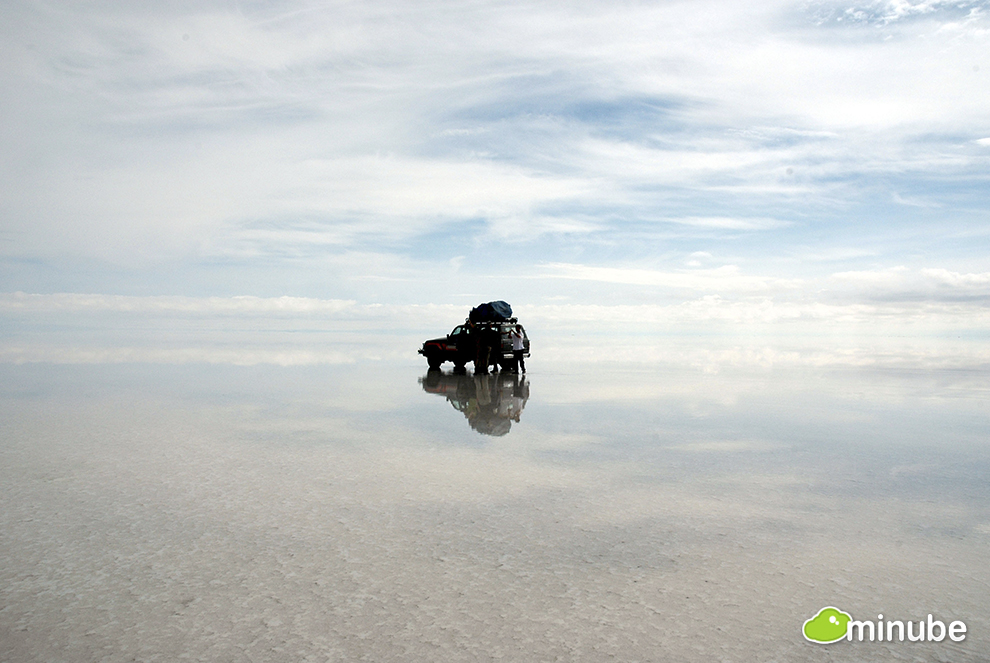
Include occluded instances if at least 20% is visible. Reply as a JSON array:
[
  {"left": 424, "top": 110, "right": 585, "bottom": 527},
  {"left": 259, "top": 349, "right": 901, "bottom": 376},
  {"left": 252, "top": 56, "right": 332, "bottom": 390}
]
[{"left": 469, "top": 300, "right": 513, "bottom": 323}]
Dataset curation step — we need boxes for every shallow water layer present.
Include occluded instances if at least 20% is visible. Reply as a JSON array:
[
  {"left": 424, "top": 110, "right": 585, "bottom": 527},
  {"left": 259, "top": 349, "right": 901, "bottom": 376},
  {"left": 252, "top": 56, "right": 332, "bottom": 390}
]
[{"left": 1, "top": 361, "right": 988, "bottom": 662}]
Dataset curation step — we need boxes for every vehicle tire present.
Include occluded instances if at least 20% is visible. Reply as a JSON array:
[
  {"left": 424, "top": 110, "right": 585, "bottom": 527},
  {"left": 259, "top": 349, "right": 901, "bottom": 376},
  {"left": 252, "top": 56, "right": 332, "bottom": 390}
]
[{"left": 427, "top": 354, "right": 442, "bottom": 370}]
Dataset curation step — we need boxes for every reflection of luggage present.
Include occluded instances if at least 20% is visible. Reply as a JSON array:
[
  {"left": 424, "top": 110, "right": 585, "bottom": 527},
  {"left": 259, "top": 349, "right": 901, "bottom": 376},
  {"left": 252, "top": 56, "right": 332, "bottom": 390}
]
[{"left": 469, "top": 300, "right": 513, "bottom": 323}]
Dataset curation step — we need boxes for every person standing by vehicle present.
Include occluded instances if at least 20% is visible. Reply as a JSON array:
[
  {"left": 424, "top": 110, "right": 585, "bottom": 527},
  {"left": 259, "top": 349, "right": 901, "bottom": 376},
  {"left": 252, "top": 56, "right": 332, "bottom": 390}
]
[
  {"left": 510, "top": 324, "right": 526, "bottom": 374},
  {"left": 475, "top": 323, "right": 491, "bottom": 375}
]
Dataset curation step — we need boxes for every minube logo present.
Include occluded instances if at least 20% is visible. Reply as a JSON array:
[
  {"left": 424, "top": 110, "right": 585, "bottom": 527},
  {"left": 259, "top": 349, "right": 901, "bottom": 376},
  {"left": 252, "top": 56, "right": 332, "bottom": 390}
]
[
  {"left": 803, "top": 606, "right": 967, "bottom": 644},
  {"left": 803, "top": 606, "right": 851, "bottom": 643}
]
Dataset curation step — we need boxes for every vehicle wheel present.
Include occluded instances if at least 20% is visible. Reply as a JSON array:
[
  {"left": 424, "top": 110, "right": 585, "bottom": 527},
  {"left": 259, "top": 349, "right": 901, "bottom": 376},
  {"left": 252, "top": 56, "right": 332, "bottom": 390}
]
[{"left": 427, "top": 354, "right": 442, "bottom": 370}]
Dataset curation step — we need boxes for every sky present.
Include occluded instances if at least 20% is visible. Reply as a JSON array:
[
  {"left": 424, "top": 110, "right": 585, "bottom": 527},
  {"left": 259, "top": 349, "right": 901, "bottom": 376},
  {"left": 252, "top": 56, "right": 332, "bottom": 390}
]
[{"left": 1, "top": 0, "right": 989, "bottom": 366}]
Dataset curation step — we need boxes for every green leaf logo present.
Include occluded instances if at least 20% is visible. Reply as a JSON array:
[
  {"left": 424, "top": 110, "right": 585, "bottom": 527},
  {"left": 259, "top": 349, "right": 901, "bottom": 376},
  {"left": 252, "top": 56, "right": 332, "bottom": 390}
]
[{"left": 803, "top": 606, "right": 852, "bottom": 644}]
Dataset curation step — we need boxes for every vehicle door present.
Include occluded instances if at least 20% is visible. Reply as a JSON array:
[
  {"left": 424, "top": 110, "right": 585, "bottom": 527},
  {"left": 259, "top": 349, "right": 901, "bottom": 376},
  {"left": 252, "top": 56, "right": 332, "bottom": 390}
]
[{"left": 448, "top": 325, "right": 472, "bottom": 353}]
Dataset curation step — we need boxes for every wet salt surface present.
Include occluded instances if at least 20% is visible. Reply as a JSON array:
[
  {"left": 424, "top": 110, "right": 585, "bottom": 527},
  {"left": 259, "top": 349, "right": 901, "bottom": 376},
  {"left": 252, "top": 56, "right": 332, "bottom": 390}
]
[{"left": 2, "top": 362, "right": 989, "bottom": 662}]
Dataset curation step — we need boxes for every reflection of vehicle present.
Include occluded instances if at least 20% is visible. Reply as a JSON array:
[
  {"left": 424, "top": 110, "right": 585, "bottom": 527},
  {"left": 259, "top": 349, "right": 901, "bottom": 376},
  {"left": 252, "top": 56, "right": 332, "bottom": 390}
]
[
  {"left": 420, "top": 370, "right": 530, "bottom": 436},
  {"left": 418, "top": 320, "right": 530, "bottom": 372}
]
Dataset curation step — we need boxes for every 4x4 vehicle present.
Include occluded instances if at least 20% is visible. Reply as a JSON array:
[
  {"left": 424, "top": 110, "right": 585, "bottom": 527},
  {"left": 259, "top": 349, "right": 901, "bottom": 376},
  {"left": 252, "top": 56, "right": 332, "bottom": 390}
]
[{"left": 419, "top": 319, "right": 530, "bottom": 371}]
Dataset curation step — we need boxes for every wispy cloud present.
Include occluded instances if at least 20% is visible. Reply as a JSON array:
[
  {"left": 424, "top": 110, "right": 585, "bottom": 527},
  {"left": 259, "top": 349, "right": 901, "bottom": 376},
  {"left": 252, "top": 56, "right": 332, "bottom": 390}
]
[
  {"left": 808, "top": 0, "right": 990, "bottom": 26},
  {"left": 541, "top": 263, "right": 802, "bottom": 293},
  {"left": 0, "top": 292, "right": 357, "bottom": 315},
  {"left": 830, "top": 266, "right": 912, "bottom": 285},
  {"left": 0, "top": 345, "right": 359, "bottom": 367},
  {"left": 662, "top": 217, "right": 790, "bottom": 230},
  {"left": 922, "top": 268, "right": 990, "bottom": 292},
  {"left": 824, "top": 267, "right": 990, "bottom": 304},
  {"left": 0, "top": 0, "right": 987, "bottom": 319}
]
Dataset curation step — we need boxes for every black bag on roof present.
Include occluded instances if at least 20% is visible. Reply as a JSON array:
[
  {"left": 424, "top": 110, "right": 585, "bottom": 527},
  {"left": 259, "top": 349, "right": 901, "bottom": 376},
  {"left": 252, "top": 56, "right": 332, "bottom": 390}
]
[{"left": 469, "top": 300, "right": 513, "bottom": 323}]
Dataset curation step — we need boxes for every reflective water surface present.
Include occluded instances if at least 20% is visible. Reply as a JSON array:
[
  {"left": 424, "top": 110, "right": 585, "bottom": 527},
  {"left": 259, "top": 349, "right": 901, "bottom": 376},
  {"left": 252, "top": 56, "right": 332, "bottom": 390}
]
[{"left": 2, "top": 361, "right": 988, "bottom": 661}]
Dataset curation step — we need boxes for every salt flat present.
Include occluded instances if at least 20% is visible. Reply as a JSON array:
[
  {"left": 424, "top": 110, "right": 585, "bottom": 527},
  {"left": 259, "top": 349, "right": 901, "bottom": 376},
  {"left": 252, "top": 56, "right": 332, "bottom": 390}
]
[{"left": 2, "top": 362, "right": 988, "bottom": 662}]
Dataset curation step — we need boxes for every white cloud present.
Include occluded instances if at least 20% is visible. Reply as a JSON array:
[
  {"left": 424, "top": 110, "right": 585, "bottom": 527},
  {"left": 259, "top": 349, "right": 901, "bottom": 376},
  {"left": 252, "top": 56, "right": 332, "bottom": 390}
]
[
  {"left": 922, "top": 268, "right": 990, "bottom": 289},
  {"left": 826, "top": 267, "right": 990, "bottom": 300},
  {"left": 0, "top": 345, "right": 360, "bottom": 366},
  {"left": 0, "top": 292, "right": 356, "bottom": 315},
  {"left": 0, "top": 0, "right": 988, "bottom": 299},
  {"left": 830, "top": 266, "right": 911, "bottom": 285},
  {"left": 663, "top": 217, "right": 789, "bottom": 230},
  {"left": 541, "top": 263, "right": 802, "bottom": 293},
  {"left": 791, "top": 247, "right": 878, "bottom": 262}
]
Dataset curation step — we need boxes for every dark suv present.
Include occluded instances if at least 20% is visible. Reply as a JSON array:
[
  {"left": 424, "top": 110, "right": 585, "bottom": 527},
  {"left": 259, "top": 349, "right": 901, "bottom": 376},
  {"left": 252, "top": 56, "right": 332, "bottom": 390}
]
[{"left": 419, "top": 319, "right": 530, "bottom": 371}]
